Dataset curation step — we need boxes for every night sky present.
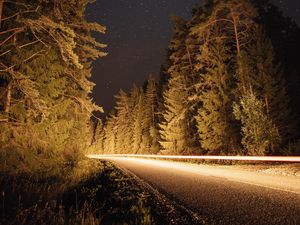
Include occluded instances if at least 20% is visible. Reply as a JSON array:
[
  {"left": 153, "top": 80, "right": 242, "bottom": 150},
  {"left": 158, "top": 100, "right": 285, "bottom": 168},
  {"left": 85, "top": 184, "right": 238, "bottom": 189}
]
[{"left": 86, "top": 0, "right": 300, "bottom": 115}]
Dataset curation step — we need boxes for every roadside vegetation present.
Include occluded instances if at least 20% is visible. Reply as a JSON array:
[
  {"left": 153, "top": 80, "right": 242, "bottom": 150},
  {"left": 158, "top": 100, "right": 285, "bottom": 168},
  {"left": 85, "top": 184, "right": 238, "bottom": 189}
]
[{"left": 0, "top": 160, "right": 154, "bottom": 225}]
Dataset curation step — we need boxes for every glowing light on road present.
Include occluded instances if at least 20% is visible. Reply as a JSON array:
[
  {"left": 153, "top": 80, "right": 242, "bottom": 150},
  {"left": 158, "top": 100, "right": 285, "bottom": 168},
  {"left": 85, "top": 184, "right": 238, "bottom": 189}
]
[
  {"left": 87, "top": 154, "right": 300, "bottom": 162},
  {"left": 87, "top": 154, "right": 300, "bottom": 194}
]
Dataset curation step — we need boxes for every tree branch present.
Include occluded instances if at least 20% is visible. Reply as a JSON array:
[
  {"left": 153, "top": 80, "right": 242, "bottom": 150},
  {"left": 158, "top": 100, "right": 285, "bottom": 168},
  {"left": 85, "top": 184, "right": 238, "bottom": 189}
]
[{"left": 0, "top": 29, "right": 22, "bottom": 47}]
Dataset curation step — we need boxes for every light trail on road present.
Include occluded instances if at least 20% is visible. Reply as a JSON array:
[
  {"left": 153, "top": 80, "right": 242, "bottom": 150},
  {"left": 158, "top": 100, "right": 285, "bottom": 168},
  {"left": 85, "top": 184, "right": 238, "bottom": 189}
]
[
  {"left": 88, "top": 155, "right": 300, "bottom": 194},
  {"left": 88, "top": 155, "right": 300, "bottom": 224},
  {"left": 87, "top": 154, "right": 300, "bottom": 162}
]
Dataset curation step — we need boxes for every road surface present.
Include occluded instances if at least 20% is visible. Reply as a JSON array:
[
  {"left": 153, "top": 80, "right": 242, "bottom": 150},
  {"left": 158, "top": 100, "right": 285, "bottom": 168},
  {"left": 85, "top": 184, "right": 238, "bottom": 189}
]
[{"left": 98, "top": 157, "right": 300, "bottom": 225}]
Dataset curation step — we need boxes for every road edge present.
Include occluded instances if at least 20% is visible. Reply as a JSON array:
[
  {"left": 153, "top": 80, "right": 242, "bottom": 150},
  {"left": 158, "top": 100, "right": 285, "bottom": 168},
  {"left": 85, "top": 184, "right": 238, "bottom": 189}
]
[{"left": 113, "top": 163, "right": 210, "bottom": 225}]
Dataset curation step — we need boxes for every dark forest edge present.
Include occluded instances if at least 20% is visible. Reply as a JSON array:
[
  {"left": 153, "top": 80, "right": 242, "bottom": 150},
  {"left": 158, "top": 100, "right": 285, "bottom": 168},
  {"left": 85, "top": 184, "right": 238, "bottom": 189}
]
[{"left": 92, "top": 0, "right": 300, "bottom": 157}]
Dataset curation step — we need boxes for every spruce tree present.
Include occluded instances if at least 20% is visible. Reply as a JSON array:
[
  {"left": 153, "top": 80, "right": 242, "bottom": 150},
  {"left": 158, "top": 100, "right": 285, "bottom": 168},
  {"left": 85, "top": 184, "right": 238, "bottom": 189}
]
[
  {"left": 236, "top": 27, "right": 296, "bottom": 153},
  {"left": 195, "top": 40, "right": 240, "bottom": 154},
  {"left": 126, "top": 84, "right": 140, "bottom": 153},
  {"left": 92, "top": 120, "right": 105, "bottom": 153},
  {"left": 141, "top": 75, "right": 160, "bottom": 154},
  {"left": 190, "top": 0, "right": 294, "bottom": 155},
  {"left": 251, "top": 0, "right": 300, "bottom": 127},
  {"left": 233, "top": 91, "right": 280, "bottom": 155},
  {"left": 132, "top": 89, "right": 144, "bottom": 153},
  {"left": 159, "top": 74, "right": 192, "bottom": 154},
  {"left": 103, "top": 112, "right": 117, "bottom": 154},
  {"left": 159, "top": 17, "right": 194, "bottom": 154},
  {"left": 114, "top": 89, "right": 131, "bottom": 153}
]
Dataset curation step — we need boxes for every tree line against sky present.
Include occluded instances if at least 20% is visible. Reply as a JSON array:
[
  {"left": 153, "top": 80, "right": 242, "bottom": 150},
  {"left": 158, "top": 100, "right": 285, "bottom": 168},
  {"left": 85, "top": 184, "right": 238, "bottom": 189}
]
[
  {"left": 93, "top": 0, "right": 300, "bottom": 156},
  {"left": 1, "top": 0, "right": 300, "bottom": 174}
]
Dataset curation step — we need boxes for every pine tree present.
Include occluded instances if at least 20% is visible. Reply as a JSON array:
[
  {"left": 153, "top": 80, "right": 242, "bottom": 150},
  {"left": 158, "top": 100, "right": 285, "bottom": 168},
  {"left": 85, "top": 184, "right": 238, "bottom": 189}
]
[
  {"left": 236, "top": 27, "right": 296, "bottom": 153},
  {"left": 114, "top": 89, "right": 131, "bottom": 153},
  {"left": 125, "top": 84, "right": 140, "bottom": 153},
  {"left": 112, "top": 85, "right": 141, "bottom": 153},
  {"left": 188, "top": 0, "right": 256, "bottom": 155},
  {"left": 195, "top": 40, "right": 240, "bottom": 154},
  {"left": 190, "top": 0, "right": 295, "bottom": 155},
  {"left": 251, "top": 0, "right": 300, "bottom": 127},
  {"left": 233, "top": 91, "right": 280, "bottom": 155},
  {"left": 190, "top": 0, "right": 257, "bottom": 94},
  {"left": 141, "top": 75, "right": 160, "bottom": 154},
  {"left": 92, "top": 120, "right": 105, "bottom": 153},
  {"left": 103, "top": 112, "right": 117, "bottom": 154},
  {"left": 132, "top": 89, "right": 144, "bottom": 153},
  {"left": 160, "top": 74, "right": 192, "bottom": 154},
  {"left": 159, "top": 17, "right": 194, "bottom": 154}
]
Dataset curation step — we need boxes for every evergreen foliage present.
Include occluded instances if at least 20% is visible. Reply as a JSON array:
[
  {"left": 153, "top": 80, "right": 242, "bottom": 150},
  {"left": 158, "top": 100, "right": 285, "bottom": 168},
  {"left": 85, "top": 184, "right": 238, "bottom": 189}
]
[
  {"left": 159, "top": 74, "right": 191, "bottom": 154},
  {"left": 159, "top": 16, "right": 195, "bottom": 155},
  {"left": 98, "top": 79, "right": 161, "bottom": 154},
  {"left": 103, "top": 112, "right": 118, "bottom": 153},
  {"left": 132, "top": 89, "right": 144, "bottom": 153},
  {"left": 114, "top": 89, "right": 132, "bottom": 153},
  {"left": 236, "top": 27, "right": 296, "bottom": 151},
  {"left": 92, "top": 120, "right": 105, "bottom": 153},
  {"left": 0, "top": 0, "right": 106, "bottom": 172},
  {"left": 141, "top": 75, "right": 160, "bottom": 154},
  {"left": 195, "top": 40, "right": 240, "bottom": 154},
  {"left": 70, "top": 0, "right": 299, "bottom": 157},
  {"left": 233, "top": 91, "right": 280, "bottom": 155},
  {"left": 251, "top": 0, "right": 300, "bottom": 122}
]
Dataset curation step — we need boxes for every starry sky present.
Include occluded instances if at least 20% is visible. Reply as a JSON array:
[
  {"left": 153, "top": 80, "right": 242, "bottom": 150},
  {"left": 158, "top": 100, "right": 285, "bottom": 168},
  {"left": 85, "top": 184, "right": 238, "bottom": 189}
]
[{"left": 86, "top": 0, "right": 300, "bottom": 115}]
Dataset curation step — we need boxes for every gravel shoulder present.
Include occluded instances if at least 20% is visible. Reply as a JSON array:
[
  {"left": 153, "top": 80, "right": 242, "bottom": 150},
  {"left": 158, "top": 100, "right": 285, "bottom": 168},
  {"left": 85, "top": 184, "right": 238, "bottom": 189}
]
[{"left": 230, "top": 163, "right": 300, "bottom": 177}]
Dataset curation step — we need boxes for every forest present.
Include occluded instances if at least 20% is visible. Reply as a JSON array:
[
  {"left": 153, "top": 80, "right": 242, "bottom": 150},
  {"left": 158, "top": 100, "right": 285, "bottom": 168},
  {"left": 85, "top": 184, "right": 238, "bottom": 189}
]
[
  {"left": 0, "top": 0, "right": 299, "bottom": 172},
  {"left": 0, "top": 0, "right": 300, "bottom": 224},
  {"left": 93, "top": 0, "right": 300, "bottom": 157},
  {"left": 0, "top": 1, "right": 158, "bottom": 224}
]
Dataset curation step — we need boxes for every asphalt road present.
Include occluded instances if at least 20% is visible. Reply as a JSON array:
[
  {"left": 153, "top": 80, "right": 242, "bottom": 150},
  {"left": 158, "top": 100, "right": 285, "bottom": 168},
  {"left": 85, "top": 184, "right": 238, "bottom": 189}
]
[{"left": 104, "top": 157, "right": 300, "bottom": 225}]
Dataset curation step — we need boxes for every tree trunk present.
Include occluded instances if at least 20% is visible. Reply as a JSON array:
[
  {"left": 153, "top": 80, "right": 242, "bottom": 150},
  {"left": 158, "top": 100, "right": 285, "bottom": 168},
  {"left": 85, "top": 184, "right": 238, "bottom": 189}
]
[
  {"left": 265, "top": 95, "right": 270, "bottom": 115},
  {"left": 4, "top": 81, "right": 12, "bottom": 113},
  {"left": 232, "top": 15, "right": 241, "bottom": 55},
  {"left": 186, "top": 43, "right": 195, "bottom": 76},
  {"left": 0, "top": 0, "right": 3, "bottom": 28},
  {"left": 232, "top": 12, "right": 247, "bottom": 94}
]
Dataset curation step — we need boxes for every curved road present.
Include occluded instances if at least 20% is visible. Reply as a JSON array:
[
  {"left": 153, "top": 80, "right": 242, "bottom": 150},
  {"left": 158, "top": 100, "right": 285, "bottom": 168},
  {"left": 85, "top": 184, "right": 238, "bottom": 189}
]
[{"left": 99, "top": 157, "right": 300, "bottom": 225}]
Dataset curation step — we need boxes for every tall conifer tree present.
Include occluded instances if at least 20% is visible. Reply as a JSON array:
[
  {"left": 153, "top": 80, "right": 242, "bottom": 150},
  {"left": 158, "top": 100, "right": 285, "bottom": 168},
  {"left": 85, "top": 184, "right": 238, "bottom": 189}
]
[
  {"left": 141, "top": 75, "right": 160, "bottom": 154},
  {"left": 195, "top": 40, "right": 240, "bottom": 154},
  {"left": 159, "top": 17, "right": 194, "bottom": 154},
  {"left": 236, "top": 27, "right": 296, "bottom": 153}
]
